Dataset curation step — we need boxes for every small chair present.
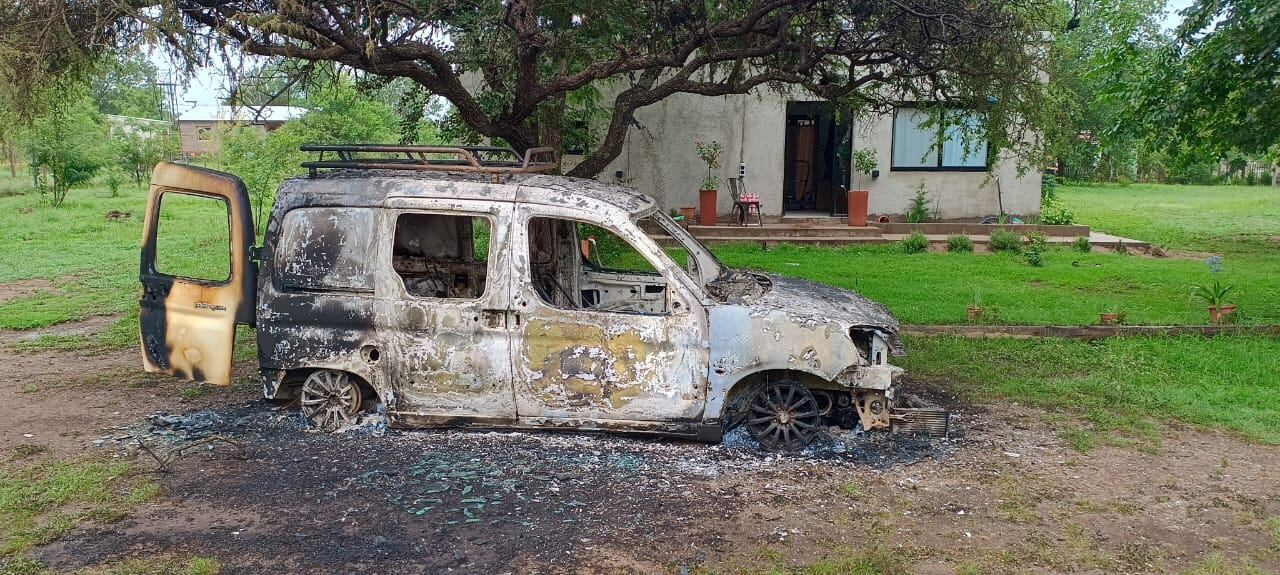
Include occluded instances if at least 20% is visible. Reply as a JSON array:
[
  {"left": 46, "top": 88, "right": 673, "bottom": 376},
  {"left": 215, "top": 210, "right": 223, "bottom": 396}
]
[{"left": 727, "top": 178, "right": 763, "bottom": 227}]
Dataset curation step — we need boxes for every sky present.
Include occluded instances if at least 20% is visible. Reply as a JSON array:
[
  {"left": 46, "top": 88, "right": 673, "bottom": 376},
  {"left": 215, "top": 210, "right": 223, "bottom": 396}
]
[{"left": 160, "top": 0, "right": 1200, "bottom": 113}]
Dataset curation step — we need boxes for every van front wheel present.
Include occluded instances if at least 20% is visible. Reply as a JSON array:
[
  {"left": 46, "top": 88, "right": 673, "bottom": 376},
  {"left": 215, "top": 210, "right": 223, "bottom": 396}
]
[
  {"left": 300, "top": 370, "right": 364, "bottom": 432},
  {"left": 744, "top": 380, "right": 821, "bottom": 452}
]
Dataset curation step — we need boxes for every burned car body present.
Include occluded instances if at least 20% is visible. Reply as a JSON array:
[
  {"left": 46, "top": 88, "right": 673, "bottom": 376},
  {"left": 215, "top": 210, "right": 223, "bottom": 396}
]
[{"left": 139, "top": 145, "right": 939, "bottom": 451}]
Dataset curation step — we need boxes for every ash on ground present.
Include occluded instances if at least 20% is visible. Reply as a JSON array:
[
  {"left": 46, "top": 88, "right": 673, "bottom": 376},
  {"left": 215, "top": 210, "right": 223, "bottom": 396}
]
[
  {"left": 94, "top": 398, "right": 957, "bottom": 472},
  {"left": 66, "top": 397, "right": 964, "bottom": 572},
  {"left": 96, "top": 402, "right": 958, "bottom": 529}
]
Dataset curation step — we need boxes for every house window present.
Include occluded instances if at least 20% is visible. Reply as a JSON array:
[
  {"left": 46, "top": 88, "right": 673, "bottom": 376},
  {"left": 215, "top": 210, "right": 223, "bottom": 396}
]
[
  {"left": 891, "top": 108, "right": 987, "bottom": 171},
  {"left": 195, "top": 126, "right": 214, "bottom": 141}
]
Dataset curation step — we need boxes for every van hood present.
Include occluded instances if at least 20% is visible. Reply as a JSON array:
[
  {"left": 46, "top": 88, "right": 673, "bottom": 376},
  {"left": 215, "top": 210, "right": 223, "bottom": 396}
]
[{"left": 707, "top": 271, "right": 904, "bottom": 355}]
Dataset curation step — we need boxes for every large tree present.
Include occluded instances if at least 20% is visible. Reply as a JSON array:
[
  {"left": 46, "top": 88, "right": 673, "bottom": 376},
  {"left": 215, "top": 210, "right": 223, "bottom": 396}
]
[
  {"left": 1044, "top": 0, "right": 1170, "bottom": 181},
  {"left": 1173, "top": 0, "right": 1279, "bottom": 184},
  {"left": 1172, "top": 0, "right": 1279, "bottom": 157},
  {"left": 1106, "top": 0, "right": 1280, "bottom": 185},
  {"left": 2, "top": 0, "right": 1053, "bottom": 178},
  {"left": 89, "top": 50, "right": 167, "bottom": 119}
]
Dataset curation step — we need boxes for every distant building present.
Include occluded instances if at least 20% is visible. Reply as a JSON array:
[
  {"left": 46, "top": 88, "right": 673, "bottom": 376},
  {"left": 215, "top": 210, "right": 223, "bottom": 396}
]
[
  {"left": 105, "top": 115, "right": 172, "bottom": 139},
  {"left": 177, "top": 105, "right": 307, "bottom": 156}
]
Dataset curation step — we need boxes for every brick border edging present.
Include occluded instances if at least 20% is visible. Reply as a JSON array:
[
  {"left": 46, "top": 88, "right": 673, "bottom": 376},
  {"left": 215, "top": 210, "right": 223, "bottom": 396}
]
[{"left": 900, "top": 324, "right": 1280, "bottom": 339}]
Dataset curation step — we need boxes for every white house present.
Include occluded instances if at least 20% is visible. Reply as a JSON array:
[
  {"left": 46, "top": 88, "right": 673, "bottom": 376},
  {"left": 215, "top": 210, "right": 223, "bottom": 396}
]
[{"left": 572, "top": 90, "right": 1041, "bottom": 221}]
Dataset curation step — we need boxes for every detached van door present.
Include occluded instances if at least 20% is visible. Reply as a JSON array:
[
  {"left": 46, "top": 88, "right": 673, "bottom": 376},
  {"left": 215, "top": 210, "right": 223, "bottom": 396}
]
[{"left": 139, "top": 162, "right": 256, "bottom": 385}]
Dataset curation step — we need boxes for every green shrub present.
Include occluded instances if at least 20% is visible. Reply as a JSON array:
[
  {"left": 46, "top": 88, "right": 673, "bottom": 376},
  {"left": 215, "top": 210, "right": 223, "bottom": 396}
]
[
  {"left": 1041, "top": 172, "right": 1057, "bottom": 201},
  {"left": 1024, "top": 246, "right": 1043, "bottom": 267},
  {"left": 905, "top": 184, "right": 931, "bottom": 223},
  {"left": 1026, "top": 231, "right": 1049, "bottom": 252},
  {"left": 1040, "top": 198, "right": 1075, "bottom": 225},
  {"left": 900, "top": 230, "right": 929, "bottom": 253},
  {"left": 1072, "top": 236, "right": 1091, "bottom": 252},
  {"left": 946, "top": 234, "right": 973, "bottom": 253},
  {"left": 988, "top": 229, "right": 1022, "bottom": 253}
]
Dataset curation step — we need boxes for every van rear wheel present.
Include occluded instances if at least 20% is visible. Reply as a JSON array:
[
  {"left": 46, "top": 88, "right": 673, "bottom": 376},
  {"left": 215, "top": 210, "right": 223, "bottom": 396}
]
[
  {"left": 745, "top": 380, "right": 821, "bottom": 452},
  {"left": 300, "top": 370, "right": 363, "bottom": 432}
]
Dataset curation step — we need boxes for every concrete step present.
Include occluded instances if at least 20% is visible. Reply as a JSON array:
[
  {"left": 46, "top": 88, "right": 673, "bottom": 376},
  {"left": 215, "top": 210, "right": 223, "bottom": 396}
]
[
  {"left": 777, "top": 216, "right": 852, "bottom": 225},
  {"left": 653, "top": 235, "right": 890, "bottom": 247},
  {"left": 660, "top": 231, "right": 1152, "bottom": 247},
  {"left": 686, "top": 224, "right": 881, "bottom": 238},
  {"left": 874, "top": 221, "right": 1091, "bottom": 237}
]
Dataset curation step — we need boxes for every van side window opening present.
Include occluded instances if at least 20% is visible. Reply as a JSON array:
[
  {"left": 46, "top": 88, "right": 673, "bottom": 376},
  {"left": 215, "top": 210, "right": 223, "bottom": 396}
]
[
  {"left": 276, "top": 208, "right": 377, "bottom": 292},
  {"left": 527, "top": 217, "right": 669, "bottom": 314},
  {"left": 154, "top": 191, "right": 231, "bottom": 282},
  {"left": 393, "top": 213, "right": 490, "bottom": 299}
]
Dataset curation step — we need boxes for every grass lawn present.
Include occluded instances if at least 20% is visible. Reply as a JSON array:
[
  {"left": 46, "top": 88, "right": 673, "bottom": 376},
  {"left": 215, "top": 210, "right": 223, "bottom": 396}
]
[
  {"left": 2, "top": 177, "right": 1277, "bottom": 339},
  {"left": 713, "top": 182, "right": 1280, "bottom": 326},
  {"left": 0, "top": 454, "right": 158, "bottom": 557},
  {"left": 1062, "top": 182, "right": 1280, "bottom": 253},
  {"left": 901, "top": 334, "right": 1280, "bottom": 448},
  {"left": 713, "top": 241, "right": 1280, "bottom": 325}
]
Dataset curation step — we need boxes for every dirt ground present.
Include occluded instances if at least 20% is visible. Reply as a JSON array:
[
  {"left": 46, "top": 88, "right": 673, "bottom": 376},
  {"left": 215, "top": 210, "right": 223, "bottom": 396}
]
[{"left": 2, "top": 333, "right": 1278, "bottom": 574}]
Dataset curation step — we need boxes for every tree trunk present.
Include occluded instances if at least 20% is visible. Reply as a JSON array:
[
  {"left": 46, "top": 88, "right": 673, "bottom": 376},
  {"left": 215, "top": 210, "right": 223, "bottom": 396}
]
[
  {"left": 567, "top": 106, "right": 634, "bottom": 179},
  {"left": 536, "top": 94, "right": 565, "bottom": 169},
  {"left": 0, "top": 136, "right": 15, "bottom": 178},
  {"left": 1272, "top": 159, "right": 1278, "bottom": 189}
]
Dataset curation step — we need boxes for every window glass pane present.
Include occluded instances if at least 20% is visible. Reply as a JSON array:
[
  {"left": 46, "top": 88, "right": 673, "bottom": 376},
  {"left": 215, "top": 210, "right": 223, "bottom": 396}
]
[
  {"left": 941, "top": 111, "right": 987, "bottom": 168},
  {"left": 277, "top": 208, "right": 376, "bottom": 292},
  {"left": 154, "top": 192, "right": 230, "bottom": 282},
  {"left": 527, "top": 217, "right": 668, "bottom": 314},
  {"left": 392, "top": 213, "right": 490, "bottom": 299},
  {"left": 891, "top": 109, "right": 937, "bottom": 168}
]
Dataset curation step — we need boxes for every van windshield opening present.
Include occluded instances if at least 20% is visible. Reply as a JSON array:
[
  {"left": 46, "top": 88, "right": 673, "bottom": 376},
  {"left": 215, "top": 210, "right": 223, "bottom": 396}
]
[{"left": 643, "top": 212, "right": 724, "bottom": 287}]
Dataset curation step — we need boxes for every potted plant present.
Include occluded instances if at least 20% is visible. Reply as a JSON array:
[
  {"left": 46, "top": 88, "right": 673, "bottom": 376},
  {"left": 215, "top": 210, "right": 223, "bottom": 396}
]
[
  {"left": 1193, "top": 280, "right": 1237, "bottom": 324},
  {"left": 695, "top": 140, "right": 724, "bottom": 226},
  {"left": 848, "top": 148, "right": 876, "bottom": 226},
  {"left": 966, "top": 291, "right": 985, "bottom": 322},
  {"left": 1099, "top": 304, "right": 1126, "bottom": 326},
  {"left": 679, "top": 206, "right": 697, "bottom": 228}
]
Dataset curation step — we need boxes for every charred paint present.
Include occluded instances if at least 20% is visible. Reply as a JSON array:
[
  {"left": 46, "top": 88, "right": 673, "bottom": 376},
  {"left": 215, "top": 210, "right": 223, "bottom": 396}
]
[
  {"left": 142, "top": 163, "right": 918, "bottom": 444},
  {"left": 520, "top": 318, "right": 667, "bottom": 409}
]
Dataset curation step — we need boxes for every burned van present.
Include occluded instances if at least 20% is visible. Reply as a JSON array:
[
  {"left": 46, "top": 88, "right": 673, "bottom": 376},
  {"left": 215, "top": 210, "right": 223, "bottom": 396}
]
[{"left": 139, "top": 145, "right": 943, "bottom": 451}]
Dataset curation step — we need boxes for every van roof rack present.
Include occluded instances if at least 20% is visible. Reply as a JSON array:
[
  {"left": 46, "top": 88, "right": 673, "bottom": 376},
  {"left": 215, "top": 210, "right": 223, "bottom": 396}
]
[{"left": 300, "top": 144, "right": 558, "bottom": 180}]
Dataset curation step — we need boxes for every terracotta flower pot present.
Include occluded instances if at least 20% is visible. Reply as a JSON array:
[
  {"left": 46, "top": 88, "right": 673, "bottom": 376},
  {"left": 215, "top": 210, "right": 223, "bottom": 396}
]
[
  {"left": 1099, "top": 313, "right": 1122, "bottom": 326},
  {"left": 679, "top": 207, "right": 697, "bottom": 228},
  {"left": 1207, "top": 304, "right": 1236, "bottom": 325},
  {"left": 847, "top": 190, "right": 869, "bottom": 227},
  {"left": 966, "top": 305, "right": 984, "bottom": 322},
  {"left": 698, "top": 189, "right": 717, "bottom": 226}
]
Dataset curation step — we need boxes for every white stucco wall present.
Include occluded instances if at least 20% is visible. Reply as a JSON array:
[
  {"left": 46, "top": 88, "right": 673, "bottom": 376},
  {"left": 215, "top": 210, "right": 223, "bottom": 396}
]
[{"left": 587, "top": 90, "right": 1041, "bottom": 220}]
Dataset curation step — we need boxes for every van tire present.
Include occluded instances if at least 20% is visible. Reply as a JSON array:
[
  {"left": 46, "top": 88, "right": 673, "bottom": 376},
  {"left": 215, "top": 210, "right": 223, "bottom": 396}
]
[
  {"left": 744, "top": 380, "right": 821, "bottom": 452},
  {"left": 300, "top": 369, "right": 364, "bottom": 432}
]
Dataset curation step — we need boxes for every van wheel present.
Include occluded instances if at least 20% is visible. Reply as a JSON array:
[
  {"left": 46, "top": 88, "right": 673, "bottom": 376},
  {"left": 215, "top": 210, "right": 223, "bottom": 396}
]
[
  {"left": 300, "top": 370, "right": 363, "bottom": 432},
  {"left": 745, "top": 380, "right": 821, "bottom": 452}
]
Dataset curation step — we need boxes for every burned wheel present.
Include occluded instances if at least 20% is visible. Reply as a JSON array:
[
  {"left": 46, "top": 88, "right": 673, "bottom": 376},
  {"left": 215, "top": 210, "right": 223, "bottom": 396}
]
[
  {"left": 744, "top": 380, "right": 821, "bottom": 452},
  {"left": 300, "top": 370, "right": 363, "bottom": 432}
]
